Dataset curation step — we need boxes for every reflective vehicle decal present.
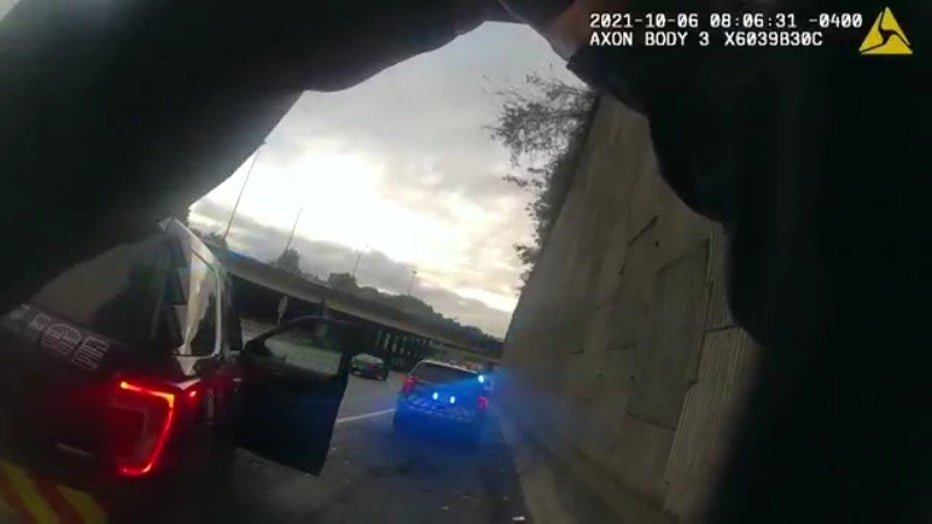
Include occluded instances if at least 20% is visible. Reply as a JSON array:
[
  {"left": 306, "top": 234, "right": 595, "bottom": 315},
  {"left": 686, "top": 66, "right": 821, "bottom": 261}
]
[
  {"left": 68, "top": 337, "right": 110, "bottom": 372},
  {"left": 0, "top": 458, "right": 107, "bottom": 523},
  {"left": 1, "top": 305, "right": 115, "bottom": 373}
]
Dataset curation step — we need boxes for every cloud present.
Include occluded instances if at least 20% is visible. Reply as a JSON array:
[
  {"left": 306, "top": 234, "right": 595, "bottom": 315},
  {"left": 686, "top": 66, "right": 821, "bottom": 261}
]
[
  {"left": 190, "top": 22, "right": 586, "bottom": 338},
  {"left": 191, "top": 199, "right": 515, "bottom": 336},
  {"left": 0, "top": 0, "right": 16, "bottom": 19}
]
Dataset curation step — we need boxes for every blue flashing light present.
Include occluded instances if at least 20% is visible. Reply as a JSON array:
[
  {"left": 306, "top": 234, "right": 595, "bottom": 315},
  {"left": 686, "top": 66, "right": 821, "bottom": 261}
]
[
  {"left": 432, "top": 392, "right": 439, "bottom": 400},
  {"left": 478, "top": 374, "right": 486, "bottom": 384},
  {"left": 449, "top": 396, "right": 456, "bottom": 404}
]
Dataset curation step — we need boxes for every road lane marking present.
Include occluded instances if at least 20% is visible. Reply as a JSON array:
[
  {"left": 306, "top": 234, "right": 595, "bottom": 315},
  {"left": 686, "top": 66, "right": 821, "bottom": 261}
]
[{"left": 335, "top": 408, "right": 396, "bottom": 425}]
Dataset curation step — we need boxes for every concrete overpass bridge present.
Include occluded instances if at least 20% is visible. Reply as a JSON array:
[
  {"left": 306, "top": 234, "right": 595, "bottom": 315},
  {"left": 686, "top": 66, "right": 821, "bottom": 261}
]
[{"left": 213, "top": 249, "right": 500, "bottom": 368}]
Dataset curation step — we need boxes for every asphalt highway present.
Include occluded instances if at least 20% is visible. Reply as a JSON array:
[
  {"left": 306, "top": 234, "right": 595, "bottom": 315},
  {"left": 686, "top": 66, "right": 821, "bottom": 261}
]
[
  {"left": 1, "top": 322, "right": 529, "bottom": 524},
  {"left": 211, "top": 372, "right": 531, "bottom": 524}
]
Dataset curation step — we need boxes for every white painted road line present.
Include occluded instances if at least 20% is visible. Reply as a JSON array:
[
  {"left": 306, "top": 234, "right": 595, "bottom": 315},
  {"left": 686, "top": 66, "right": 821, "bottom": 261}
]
[{"left": 335, "top": 408, "right": 396, "bottom": 425}]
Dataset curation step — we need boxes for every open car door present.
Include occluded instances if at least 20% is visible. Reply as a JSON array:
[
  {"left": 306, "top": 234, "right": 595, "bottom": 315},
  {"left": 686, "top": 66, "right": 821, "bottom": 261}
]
[{"left": 233, "top": 315, "right": 359, "bottom": 475}]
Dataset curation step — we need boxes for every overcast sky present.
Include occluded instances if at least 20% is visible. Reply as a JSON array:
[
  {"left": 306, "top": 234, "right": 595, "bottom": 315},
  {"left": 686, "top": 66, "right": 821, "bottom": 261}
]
[
  {"left": 191, "top": 23, "right": 583, "bottom": 337},
  {"left": 0, "top": 1, "right": 582, "bottom": 337}
]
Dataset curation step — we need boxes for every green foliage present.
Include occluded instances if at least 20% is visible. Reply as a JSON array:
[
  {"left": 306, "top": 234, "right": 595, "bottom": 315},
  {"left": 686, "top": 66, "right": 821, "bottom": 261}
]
[
  {"left": 192, "top": 229, "right": 229, "bottom": 254},
  {"left": 327, "top": 272, "right": 359, "bottom": 291},
  {"left": 170, "top": 207, "right": 191, "bottom": 227},
  {"left": 325, "top": 272, "right": 498, "bottom": 353},
  {"left": 383, "top": 293, "right": 435, "bottom": 317},
  {"left": 271, "top": 248, "right": 302, "bottom": 275},
  {"left": 490, "top": 73, "right": 596, "bottom": 285},
  {"left": 356, "top": 285, "right": 384, "bottom": 301},
  {"left": 202, "top": 231, "right": 228, "bottom": 250}
]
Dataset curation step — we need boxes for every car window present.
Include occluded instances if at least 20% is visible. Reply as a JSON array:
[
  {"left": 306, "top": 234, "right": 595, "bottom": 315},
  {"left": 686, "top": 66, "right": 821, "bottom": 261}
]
[
  {"left": 264, "top": 323, "right": 343, "bottom": 376},
  {"left": 412, "top": 363, "right": 476, "bottom": 384},
  {"left": 221, "top": 285, "right": 243, "bottom": 354},
  {"left": 185, "top": 253, "right": 220, "bottom": 356},
  {"left": 30, "top": 234, "right": 172, "bottom": 347}
]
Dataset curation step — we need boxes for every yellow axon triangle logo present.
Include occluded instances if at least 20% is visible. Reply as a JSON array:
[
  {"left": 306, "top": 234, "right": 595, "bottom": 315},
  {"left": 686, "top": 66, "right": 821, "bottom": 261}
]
[{"left": 859, "top": 7, "right": 912, "bottom": 55}]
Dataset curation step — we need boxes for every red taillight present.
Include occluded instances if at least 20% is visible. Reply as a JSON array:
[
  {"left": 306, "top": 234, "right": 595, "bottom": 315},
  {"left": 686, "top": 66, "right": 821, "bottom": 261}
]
[
  {"left": 108, "top": 378, "right": 202, "bottom": 477},
  {"left": 402, "top": 376, "right": 417, "bottom": 394},
  {"left": 477, "top": 395, "right": 489, "bottom": 410}
]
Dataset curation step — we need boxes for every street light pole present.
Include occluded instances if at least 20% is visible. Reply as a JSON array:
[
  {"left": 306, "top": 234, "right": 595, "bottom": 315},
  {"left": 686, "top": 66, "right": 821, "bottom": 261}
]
[
  {"left": 407, "top": 269, "right": 418, "bottom": 296},
  {"left": 351, "top": 252, "right": 363, "bottom": 278},
  {"left": 222, "top": 144, "right": 264, "bottom": 242},
  {"left": 283, "top": 206, "right": 304, "bottom": 253},
  {"left": 351, "top": 244, "right": 370, "bottom": 279}
]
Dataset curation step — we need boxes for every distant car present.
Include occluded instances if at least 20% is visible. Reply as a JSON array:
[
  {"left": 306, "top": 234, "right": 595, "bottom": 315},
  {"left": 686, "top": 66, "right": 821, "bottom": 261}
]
[
  {"left": 350, "top": 353, "right": 389, "bottom": 380},
  {"left": 393, "top": 360, "right": 489, "bottom": 445}
]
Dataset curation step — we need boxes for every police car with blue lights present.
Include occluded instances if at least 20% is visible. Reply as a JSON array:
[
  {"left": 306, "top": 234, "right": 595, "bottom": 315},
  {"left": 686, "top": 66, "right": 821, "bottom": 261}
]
[{"left": 392, "top": 359, "right": 489, "bottom": 445}]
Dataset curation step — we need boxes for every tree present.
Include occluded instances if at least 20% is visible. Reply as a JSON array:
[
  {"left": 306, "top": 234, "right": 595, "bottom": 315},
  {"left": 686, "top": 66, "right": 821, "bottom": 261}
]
[
  {"left": 383, "top": 294, "right": 434, "bottom": 316},
  {"left": 192, "top": 229, "right": 229, "bottom": 254},
  {"left": 490, "top": 73, "right": 596, "bottom": 285},
  {"left": 169, "top": 206, "right": 191, "bottom": 227},
  {"left": 356, "top": 285, "right": 379, "bottom": 298},
  {"left": 323, "top": 272, "right": 499, "bottom": 344},
  {"left": 327, "top": 272, "right": 359, "bottom": 292},
  {"left": 271, "top": 248, "right": 302, "bottom": 275},
  {"left": 201, "top": 231, "right": 228, "bottom": 251}
]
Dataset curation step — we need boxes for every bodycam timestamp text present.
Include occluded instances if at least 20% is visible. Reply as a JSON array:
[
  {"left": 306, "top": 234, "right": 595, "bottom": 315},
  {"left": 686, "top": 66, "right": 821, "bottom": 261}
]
[{"left": 588, "top": 11, "right": 829, "bottom": 48}]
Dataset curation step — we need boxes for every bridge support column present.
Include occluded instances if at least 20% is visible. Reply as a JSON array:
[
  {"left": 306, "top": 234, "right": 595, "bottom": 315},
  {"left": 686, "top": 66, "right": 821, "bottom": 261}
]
[
  {"left": 276, "top": 295, "right": 289, "bottom": 326},
  {"left": 319, "top": 299, "right": 330, "bottom": 318},
  {"left": 370, "top": 327, "right": 381, "bottom": 357}
]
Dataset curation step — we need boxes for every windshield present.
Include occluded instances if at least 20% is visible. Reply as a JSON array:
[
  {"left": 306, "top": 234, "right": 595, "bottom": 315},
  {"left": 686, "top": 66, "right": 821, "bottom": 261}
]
[
  {"left": 412, "top": 363, "right": 476, "bottom": 384},
  {"left": 263, "top": 321, "right": 362, "bottom": 376}
]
